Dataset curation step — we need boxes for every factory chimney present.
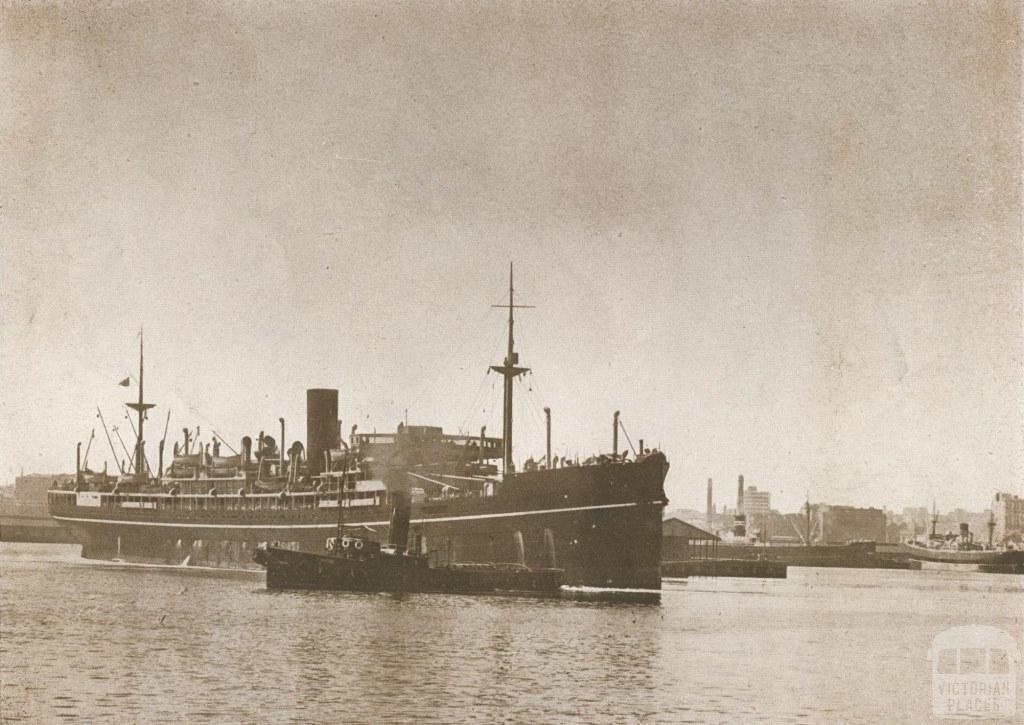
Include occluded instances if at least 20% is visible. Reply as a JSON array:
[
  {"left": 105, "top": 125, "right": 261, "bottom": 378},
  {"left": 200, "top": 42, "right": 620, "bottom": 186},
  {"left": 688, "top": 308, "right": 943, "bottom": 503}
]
[
  {"left": 733, "top": 474, "right": 747, "bottom": 538},
  {"left": 706, "top": 478, "right": 713, "bottom": 532}
]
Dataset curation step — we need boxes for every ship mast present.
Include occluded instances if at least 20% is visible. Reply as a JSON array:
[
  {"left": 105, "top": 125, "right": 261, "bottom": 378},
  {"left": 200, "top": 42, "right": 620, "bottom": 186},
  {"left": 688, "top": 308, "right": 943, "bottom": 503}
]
[
  {"left": 490, "top": 263, "right": 532, "bottom": 475},
  {"left": 126, "top": 329, "right": 156, "bottom": 483}
]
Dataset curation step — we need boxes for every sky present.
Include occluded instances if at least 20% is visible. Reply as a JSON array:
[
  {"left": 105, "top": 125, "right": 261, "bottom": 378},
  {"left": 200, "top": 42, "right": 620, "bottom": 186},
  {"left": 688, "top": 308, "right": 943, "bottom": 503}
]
[{"left": 1, "top": 1, "right": 1020, "bottom": 514}]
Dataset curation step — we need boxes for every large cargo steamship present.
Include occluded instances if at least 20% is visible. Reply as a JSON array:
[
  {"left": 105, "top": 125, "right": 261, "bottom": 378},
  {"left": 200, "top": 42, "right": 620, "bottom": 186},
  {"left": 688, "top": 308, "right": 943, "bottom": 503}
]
[{"left": 49, "top": 271, "right": 669, "bottom": 589}]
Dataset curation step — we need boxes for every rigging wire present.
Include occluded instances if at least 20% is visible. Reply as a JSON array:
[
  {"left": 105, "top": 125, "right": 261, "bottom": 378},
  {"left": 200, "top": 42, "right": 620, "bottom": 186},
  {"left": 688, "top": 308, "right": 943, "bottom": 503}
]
[
  {"left": 81, "top": 429, "right": 95, "bottom": 470},
  {"left": 515, "top": 376, "right": 551, "bottom": 464},
  {"left": 211, "top": 431, "right": 239, "bottom": 455},
  {"left": 407, "top": 271, "right": 517, "bottom": 427},
  {"left": 121, "top": 406, "right": 153, "bottom": 474},
  {"left": 617, "top": 417, "right": 638, "bottom": 456},
  {"left": 111, "top": 424, "right": 135, "bottom": 473},
  {"left": 458, "top": 366, "right": 496, "bottom": 435},
  {"left": 405, "top": 303, "right": 504, "bottom": 417},
  {"left": 96, "top": 408, "right": 124, "bottom": 474},
  {"left": 456, "top": 306, "right": 519, "bottom": 435}
]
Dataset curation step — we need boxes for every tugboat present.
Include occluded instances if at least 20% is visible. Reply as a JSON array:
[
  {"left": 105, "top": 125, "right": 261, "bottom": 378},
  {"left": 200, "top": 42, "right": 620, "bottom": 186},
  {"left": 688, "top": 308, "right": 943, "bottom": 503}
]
[{"left": 253, "top": 490, "right": 563, "bottom": 595}]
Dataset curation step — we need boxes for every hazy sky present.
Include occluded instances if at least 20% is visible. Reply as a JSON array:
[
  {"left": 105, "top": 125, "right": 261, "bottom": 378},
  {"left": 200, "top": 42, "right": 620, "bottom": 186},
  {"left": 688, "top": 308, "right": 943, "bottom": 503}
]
[{"left": 2, "top": 1, "right": 1020, "bottom": 513}]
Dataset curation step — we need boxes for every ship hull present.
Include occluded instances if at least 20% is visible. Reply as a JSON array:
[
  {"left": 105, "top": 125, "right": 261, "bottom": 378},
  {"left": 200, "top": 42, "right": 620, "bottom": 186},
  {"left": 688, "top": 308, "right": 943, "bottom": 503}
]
[
  {"left": 900, "top": 543, "right": 1024, "bottom": 573},
  {"left": 50, "top": 455, "right": 668, "bottom": 589}
]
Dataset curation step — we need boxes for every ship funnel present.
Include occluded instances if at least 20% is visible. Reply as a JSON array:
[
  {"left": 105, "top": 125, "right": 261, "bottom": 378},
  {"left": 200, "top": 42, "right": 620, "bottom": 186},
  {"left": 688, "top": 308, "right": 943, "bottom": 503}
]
[
  {"left": 307, "top": 389, "right": 339, "bottom": 479},
  {"left": 388, "top": 489, "right": 412, "bottom": 553},
  {"left": 279, "top": 418, "right": 286, "bottom": 479},
  {"left": 288, "top": 441, "right": 304, "bottom": 486},
  {"left": 241, "top": 436, "right": 252, "bottom": 464}
]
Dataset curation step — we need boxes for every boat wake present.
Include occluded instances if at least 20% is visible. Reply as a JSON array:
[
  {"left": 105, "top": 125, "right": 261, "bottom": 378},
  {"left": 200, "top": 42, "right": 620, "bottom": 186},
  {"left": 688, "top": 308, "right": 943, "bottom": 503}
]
[{"left": 559, "top": 585, "right": 661, "bottom": 604}]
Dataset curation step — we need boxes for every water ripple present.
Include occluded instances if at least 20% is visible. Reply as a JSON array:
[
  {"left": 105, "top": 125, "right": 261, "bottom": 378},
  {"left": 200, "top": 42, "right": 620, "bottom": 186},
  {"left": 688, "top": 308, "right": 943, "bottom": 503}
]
[{"left": 2, "top": 545, "right": 1021, "bottom": 723}]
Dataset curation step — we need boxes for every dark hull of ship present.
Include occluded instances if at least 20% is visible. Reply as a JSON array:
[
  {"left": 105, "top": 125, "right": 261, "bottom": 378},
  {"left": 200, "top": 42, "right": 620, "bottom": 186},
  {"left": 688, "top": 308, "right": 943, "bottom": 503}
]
[
  {"left": 50, "top": 454, "right": 668, "bottom": 589},
  {"left": 900, "top": 543, "right": 1024, "bottom": 573}
]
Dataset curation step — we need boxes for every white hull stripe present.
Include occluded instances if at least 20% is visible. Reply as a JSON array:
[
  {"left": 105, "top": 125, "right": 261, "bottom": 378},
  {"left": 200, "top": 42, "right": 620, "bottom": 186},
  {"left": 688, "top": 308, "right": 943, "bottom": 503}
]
[{"left": 52, "top": 500, "right": 662, "bottom": 530}]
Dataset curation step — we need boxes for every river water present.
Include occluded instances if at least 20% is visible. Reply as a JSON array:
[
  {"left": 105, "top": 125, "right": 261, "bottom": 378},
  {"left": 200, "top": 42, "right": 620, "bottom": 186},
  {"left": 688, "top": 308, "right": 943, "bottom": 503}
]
[{"left": 1, "top": 543, "right": 1021, "bottom": 723}]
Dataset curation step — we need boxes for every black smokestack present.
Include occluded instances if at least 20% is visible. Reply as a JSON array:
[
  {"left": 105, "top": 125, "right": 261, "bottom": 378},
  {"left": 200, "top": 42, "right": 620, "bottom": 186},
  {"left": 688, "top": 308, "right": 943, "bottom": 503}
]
[
  {"left": 389, "top": 489, "right": 411, "bottom": 553},
  {"left": 306, "top": 389, "right": 339, "bottom": 479},
  {"left": 737, "top": 474, "right": 745, "bottom": 513}
]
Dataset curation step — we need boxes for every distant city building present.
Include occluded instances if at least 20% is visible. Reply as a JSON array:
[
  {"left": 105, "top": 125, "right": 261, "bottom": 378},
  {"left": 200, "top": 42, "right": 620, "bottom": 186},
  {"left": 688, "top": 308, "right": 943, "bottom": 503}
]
[
  {"left": 817, "top": 505, "right": 886, "bottom": 544},
  {"left": 738, "top": 485, "right": 771, "bottom": 541},
  {"left": 901, "top": 506, "right": 930, "bottom": 535},
  {"left": 742, "top": 486, "right": 771, "bottom": 518},
  {"left": 992, "top": 492, "right": 1023, "bottom": 543}
]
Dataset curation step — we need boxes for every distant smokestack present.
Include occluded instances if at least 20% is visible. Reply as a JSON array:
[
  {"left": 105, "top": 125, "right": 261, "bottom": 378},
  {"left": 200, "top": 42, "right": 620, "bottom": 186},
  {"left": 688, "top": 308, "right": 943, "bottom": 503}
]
[
  {"left": 544, "top": 408, "right": 551, "bottom": 468},
  {"left": 613, "top": 411, "right": 620, "bottom": 457},
  {"left": 734, "top": 474, "right": 747, "bottom": 537},
  {"left": 706, "top": 478, "right": 713, "bottom": 530}
]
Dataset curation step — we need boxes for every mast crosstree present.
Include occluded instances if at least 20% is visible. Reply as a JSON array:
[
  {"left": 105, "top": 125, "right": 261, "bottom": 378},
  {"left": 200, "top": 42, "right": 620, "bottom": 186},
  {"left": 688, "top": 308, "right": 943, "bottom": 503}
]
[{"left": 489, "top": 263, "right": 533, "bottom": 475}]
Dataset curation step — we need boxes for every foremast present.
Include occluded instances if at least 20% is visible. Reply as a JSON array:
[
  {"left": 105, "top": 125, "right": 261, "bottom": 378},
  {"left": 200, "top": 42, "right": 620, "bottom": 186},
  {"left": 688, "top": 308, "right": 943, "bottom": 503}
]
[
  {"left": 126, "top": 329, "right": 156, "bottom": 483},
  {"left": 489, "top": 263, "right": 532, "bottom": 474}
]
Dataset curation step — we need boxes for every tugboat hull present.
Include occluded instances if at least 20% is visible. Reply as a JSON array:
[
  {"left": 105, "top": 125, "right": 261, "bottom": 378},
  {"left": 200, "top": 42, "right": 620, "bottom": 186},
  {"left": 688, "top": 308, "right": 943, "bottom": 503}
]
[{"left": 253, "top": 545, "right": 563, "bottom": 595}]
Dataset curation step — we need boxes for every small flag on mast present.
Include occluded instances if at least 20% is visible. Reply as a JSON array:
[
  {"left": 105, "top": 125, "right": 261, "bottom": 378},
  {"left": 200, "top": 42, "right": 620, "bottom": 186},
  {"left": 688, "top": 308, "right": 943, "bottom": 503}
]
[{"left": 118, "top": 377, "right": 131, "bottom": 387}]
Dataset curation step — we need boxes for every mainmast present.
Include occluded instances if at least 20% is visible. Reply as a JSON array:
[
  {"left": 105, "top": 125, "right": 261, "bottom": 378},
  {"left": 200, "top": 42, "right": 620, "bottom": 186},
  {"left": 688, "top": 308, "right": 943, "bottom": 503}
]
[
  {"left": 126, "top": 329, "right": 156, "bottom": 483},
  {"left": 490, "top": 263, "right": 532, "bottom": 474}
]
